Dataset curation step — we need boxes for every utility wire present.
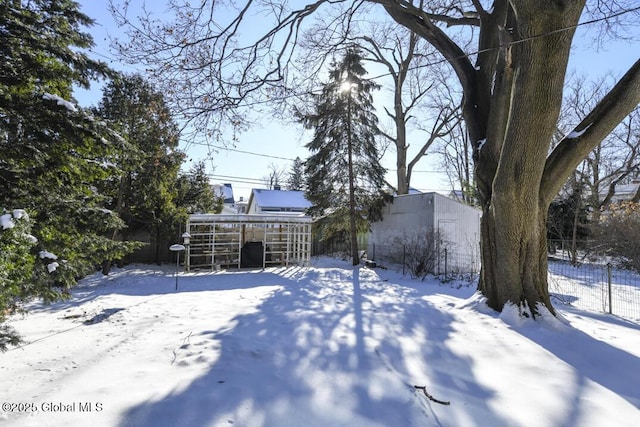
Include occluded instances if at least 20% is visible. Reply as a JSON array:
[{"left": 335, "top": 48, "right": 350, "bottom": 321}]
[
  {"left": 202, "top": 143, "right": 298, "bottom": 162},
  {"left": 181, "top": 4, "right": 640, "bottom": 181},
  {"left": 219, "top": 5, "right": 640, "bottom": 107},
  {"left": 210, "top": 173, "right": 265, "bottom": 183},
  {"left": 187, "top": 142, "right": 447, "bottom": 174},
  {"left": 367, "top": 5, "right": 640, "bottom": 82}
]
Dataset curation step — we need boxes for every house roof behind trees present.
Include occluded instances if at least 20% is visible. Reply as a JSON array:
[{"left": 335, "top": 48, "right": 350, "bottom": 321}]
[
  {"left": 212, "top": 183, "right": 235, "bottom": 204},
  {"left": 600, "top": 179, "right": 640, "bottom": 204},
  {"left": 247, "top": 189, "right": 312, "bottom": 214}
]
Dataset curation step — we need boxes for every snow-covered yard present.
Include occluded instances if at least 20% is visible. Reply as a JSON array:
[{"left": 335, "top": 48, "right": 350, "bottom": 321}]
[{"left": 1, "top": 257, "right": 639, "bottom": 427}]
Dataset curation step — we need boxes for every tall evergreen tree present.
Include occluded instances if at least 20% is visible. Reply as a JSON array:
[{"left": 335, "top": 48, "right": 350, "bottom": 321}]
[
  {"left": 175, "top": 161, "right": 224, "bottom": 214},
  {"left": 95, "top": 74, "right": 186, "bottom": 264},
  {"left": 299, "top": 48, "right": 388, "bottom": 265},
  {"left": 1, "top": 0, "right": 140, "bottom": 347},
  {"left": 286, "top": 157, "right": 306, "bottom": 191},
  {"left": 0, "top": 0, "right": 138, "bottom": 279}
]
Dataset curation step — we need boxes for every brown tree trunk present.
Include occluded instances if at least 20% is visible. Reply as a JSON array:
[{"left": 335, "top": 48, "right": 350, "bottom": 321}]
[
  {"left": 396, "top": 142, "right": 408, "bottom": 195},
  {"left": 393, "top": 64, "right": 409, "bottom": 195},
  {"left": 346, "top": 90, "right": 359, "bottom": 266},
  {"left": 478, "top": 198, "right": 554, "bottom": 316},
  {"left": 473, "top": 0, "right": 583, "bottom": 316}
]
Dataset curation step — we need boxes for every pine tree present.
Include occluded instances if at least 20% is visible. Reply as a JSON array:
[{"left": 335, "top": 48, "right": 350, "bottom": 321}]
[
  {"left": 286, "top": 157, "right": 306, "bottom": 191},
  {"left": 175, "top": 161, "right": 224, "bottom": 214},
  {"left": 95, "top": 74, "right": 186, "bottom": 263},
  {"left": 298, "top": 47, "right": 388, "bottom": 265},
  {"left": 0, "top": 0, "right": 137, "bottom": 278},
  {"left": 0, "top": 210, "right": 37, "bottom": 350},
  {"left": 1, "top": 0, "right": 141, "bottom": 348}
]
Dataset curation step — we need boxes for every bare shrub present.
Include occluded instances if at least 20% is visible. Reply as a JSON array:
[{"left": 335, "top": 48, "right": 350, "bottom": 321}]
[
  {"left": 593, "top": 202, "right": 640, "bottom": 272},
  {"left": 385, "top": 228, "right": 445, "bottom": 280}
]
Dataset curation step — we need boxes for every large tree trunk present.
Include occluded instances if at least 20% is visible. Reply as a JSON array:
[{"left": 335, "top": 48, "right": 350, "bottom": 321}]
[
  {"left": 478, "top": 197, "right": 554, "bottom": 316},
  {"left": 393, "top": 64, "right": 409, "bottom": 196},
  {"left": 473, "top": 1, "right": 583, "bottom": 315}
]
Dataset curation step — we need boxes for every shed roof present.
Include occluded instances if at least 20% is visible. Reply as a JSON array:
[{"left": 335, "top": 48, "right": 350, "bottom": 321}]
[{"left": 249, "top": 189, "right": 312, "bottom": 209}]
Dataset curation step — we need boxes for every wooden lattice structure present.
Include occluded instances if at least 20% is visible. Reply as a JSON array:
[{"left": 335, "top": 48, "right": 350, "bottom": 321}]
[{"left": 185, "top": 214, "right": 312, "bottom": 271}]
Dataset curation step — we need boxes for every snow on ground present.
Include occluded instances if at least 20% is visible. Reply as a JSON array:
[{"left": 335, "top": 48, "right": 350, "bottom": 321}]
[{"left": 1, "top": 257, "right": 639, "bottom": 427}]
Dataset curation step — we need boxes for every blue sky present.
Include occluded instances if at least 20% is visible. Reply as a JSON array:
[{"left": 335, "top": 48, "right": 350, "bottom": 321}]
[{"left": 74, "top": 1, "right": 639, "bottom": 202}]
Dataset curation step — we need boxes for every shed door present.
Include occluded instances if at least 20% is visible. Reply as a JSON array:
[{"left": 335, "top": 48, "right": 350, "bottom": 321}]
[{"left": 438, "top": 220, "right": 457, "bottom": 247}]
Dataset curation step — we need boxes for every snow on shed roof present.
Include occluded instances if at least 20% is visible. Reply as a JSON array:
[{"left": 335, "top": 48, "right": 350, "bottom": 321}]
[{"left": 251, "top": 189, "right": 312, "bottom": 209}]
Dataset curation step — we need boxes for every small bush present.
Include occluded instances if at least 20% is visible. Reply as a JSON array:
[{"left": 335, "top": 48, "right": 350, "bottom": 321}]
[
  {"left": 385, "top": 228, "right": 446, "bottom": 280},
  {"left": 593, "top": 202, "right": 640, "bottom": 272}
]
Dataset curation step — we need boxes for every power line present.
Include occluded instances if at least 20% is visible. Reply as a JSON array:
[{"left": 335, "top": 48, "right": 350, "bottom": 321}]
[
  {"left": 187, "top": 140, "right": 299, "bottom": 162},
  {"left": 208, "top": 173, "right": 450, "bottom": 194},
  {"left": 86, "top": 4, "right": 639, "bottom": 110},
  {"left": 192, "top": 142, "right": 447, "bottom": 174},
  {"left": 210, "top": 173, "right": 265, "bottom": 183},
  {"left": 190, "top": 5, "right": 639, "bottom": 179},
  {"left": 367, "top": 5, "right": 640, "bottom": 81},
  {"left": 90, "top": 3, "right": 638, "bottom": 186},
  {"left": 211, "top": 145, "right": 296, "bottom": 161}
]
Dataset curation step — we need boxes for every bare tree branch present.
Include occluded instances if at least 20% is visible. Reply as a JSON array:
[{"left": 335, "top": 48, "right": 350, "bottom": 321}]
[{"left": 542, "top": 59, "right": 640, "bottom": 205}]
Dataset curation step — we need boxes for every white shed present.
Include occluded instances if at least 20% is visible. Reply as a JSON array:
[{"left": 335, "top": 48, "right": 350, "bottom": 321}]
[{"left": 368, "top": 192, "right": 481, "bottom": 274}]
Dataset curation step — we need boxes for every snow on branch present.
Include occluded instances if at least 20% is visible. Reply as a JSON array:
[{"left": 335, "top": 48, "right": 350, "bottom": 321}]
[
  {"left": 47, "top": 262, "right": 60, "bottom": 273},
  {"left": 38, "top": 250, "right": 58, "bottom": 260},
  {"left": 1, "top": 214, "right": 15, "bottom": 230},
  {"left": 565, "top": 123, "right": 593, "bottom": 139},
  {"left": 43, "top": 93, "right": 77, "bottom": 112}
]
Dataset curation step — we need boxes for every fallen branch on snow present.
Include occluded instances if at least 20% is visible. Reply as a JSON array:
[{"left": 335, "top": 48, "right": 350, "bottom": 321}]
[{"left": 413, "top": 385, "right": 450, "bottom": 405}]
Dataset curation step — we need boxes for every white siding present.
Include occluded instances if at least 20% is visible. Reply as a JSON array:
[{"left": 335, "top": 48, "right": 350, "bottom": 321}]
[
  {"left": 368, "top": 193, "right": 481, "bottom": 274},
  {"left": 432, "top": 193, "right": 481, "bottom": 274}
]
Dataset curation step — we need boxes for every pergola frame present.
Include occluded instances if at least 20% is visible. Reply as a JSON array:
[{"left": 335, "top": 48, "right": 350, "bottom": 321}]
[{"left": 185, "top": 214, "right": 312, "bottom": 271}]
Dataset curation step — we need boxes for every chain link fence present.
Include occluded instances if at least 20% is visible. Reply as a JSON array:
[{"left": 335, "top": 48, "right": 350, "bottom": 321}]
[
  {"left": 366, "top": 241, "right": 481, "bottom": 282},
  {"left": 547, "top": 239, "right": 640, "bottom": 322},
  {"left": 548, "top": 259, "right": 640, "bottom": 322},
  {"left": 312, "top": 237, "right": 640, "bottom": 322}
]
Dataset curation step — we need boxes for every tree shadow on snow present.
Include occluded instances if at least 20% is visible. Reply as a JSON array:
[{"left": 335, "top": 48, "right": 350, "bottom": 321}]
[
  {"left": 515, "top": 307, "right": 640, "bottom": 422},
  {"left": 117, "top": 266, "right": 506, "bottom": 427},
  {"left": 30, "top": 265, "right": 280, "bottom": 313}
]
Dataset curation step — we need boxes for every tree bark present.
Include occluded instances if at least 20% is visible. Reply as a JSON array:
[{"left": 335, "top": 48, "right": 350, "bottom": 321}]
[
  {"left": 475, "top": 1, "right": 584, "bottom": 315},
  {"left": 346, "top": 89, "right": 359, "bottom": 266},
  {"left": 396, "top": 141, "right": 409, "bottom": 195},
  {"left": 478, "top": 200, "right": 553, "bottom": 315}
]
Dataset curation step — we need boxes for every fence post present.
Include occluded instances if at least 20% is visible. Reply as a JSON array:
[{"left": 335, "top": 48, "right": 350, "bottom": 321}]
[
  {"left": 402, "top": 245, "right": 406, "bottom": 276},
  {"left": 607, "top": 262, "right": 612, "bottom": 315},
  {"left": 444, "top": 248, "right": 448, "bottom": 278}
]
